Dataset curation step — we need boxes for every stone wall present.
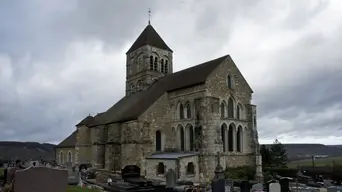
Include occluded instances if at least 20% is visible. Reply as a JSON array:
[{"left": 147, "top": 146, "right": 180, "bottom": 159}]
[
  {"left": 126, "top": 45, "right": 173, "bottom": 95},
  {"left": 145, "top": 159, "right": 177, "bottom": 180},
  {"left": 75, "top": 125, "right": 92, "bottom": 164},
  {"left": 55, "top": 147, "right": 75, "bottom": 165},
  {"left": 178, "top": 156, "right": 200, "bottom": 182}
]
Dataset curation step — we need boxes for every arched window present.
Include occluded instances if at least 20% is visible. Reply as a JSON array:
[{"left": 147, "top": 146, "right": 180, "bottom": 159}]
[
  {"left": 154, "top": 57, "right": 158, "bottom": 71},
  {"left": 227, "top": 75, "right": 233, "bottom": 89},
  {"left": 165, "top": 60, "right": 169, "bottom": 73},
  {"left": 187, "top": 162, "right": 195, "bottom": 175},
  {"left": 185, "top": 103, "right": 191, "bottom": 119},
  {"left": 137, "top": 81, "right": 143, "bottom": 91},
  {"left": 253, "top": 116, "right": 257, "bottom": 127},
  {"left": 237, "top": 126, "right": 242, "bottom": 152},
  {"left": 156, "top": 130, "right": 162, "bottom": 152},
  {"left": 221, "top": 124, "right": 227, "bottom": 152},
  {"left": 180, "top": 127, "right": 185, "bottom": 151},
  {"left": 228, "top": 98, "right": 234, "bottom": 118},
  {"left": 160, "top": 59, "right": 164, "bottom": 73},
  {"left": 220, "top": 102, "right": 225, "bottom": 118},
  {"left": 228, "top": 124, "right": 235, "bottom": 152},
  {"left": 149, "top": 56, "right": 153, "bottom": 70},
  {"left": 60, "top": 151, "right": 64, "bottom": 164},
  {"left": 157, "top": 162, "right": 165, "bottom": 175},
  {"left": 237, "top": 104, "right": 240, "bottom": 119},
  {"left": 68, "top": 152, "right": 72, "bottom": 162},
  {"left": 186, "top": 124, "right": 194, "bottom": 151},
  {"left": 179, "top": 104, "right": 184, "bottom": 119},
  {"left": 130, "top": 84, "right": 135, "bottom": 93}
]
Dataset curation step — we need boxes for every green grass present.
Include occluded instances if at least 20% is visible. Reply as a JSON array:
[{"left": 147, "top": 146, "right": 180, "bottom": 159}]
[
  {"left": 66, "top": 186, "right": 101, "bottom": 192},
  {"left": 287, "top": 156, "right": 342, "bottom": 168}
]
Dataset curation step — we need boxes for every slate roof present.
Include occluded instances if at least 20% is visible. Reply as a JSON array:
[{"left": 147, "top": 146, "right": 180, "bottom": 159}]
[
  {"left": 126, "top": 24, "right": 172, "bottom": 53},
  {"left": 84, "top": 54, "right": 230, "bottom": 127},
  {"left": 75, "top": 115, "right": 96, "bottom": 126},
  {"left": 55, "top": 130, "right": 77, "bottom": 148}
]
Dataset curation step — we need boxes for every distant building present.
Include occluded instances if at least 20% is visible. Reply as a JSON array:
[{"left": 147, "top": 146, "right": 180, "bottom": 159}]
[{"left": 55, "top": 22, "right": 262, "bottom": 182}]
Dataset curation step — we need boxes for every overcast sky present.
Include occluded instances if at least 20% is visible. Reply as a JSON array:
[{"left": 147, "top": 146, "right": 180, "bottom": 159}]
[{"left": 0, "top": 0, "right": 342, "bottom": 145}]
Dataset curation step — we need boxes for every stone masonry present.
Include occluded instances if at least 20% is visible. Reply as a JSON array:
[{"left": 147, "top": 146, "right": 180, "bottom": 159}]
[{"left": 57, "top": 23, "right": 263, "bottom": 182}]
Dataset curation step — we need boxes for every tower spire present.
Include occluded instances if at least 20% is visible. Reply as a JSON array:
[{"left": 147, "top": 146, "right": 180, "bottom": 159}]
[{"left": 148, "top": 8, "right": 151, "bottom": 25}]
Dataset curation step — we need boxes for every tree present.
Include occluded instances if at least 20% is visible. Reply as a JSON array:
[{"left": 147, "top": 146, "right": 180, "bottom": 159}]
[
  {"left": 260, "top": 145, "right": 271, "bottom": 167},
  {"left": 269, "top": 139, "right": 288, "bottom": 167}
]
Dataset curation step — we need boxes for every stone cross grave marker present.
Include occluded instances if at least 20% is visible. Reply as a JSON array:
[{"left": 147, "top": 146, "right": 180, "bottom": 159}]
[
  {"left": 13, "top": 166, "right": 68, "bottom": 192},
  {"left": 212, "top": 152, "right": 225, "bottom": 192},
  {"left": 165, "top": 169, "right": 177, "bottom": 188},
  {"left": 251, "top": 183, "right": 263, "bottom": 192},
  {"left": 269, "top": 183, "right": 280, "bottom": 192}
]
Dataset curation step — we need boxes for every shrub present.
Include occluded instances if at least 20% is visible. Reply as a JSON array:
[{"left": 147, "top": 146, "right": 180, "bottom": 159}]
[
  {"left": 225, "top": 166, "right": 256, "bottom": 180},
  {"left": 264, "top": 167, "right": 298, "bottom": 178}
]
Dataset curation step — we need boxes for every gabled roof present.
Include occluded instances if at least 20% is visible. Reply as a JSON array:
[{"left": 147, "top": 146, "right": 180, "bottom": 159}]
[
  {"left": 126, "top": 24, "right": 172, "bottom": 53},
  {"left": 55, "top": 130, "right": 77, "bottom": 148},
  {"left": 86, "top": 55, "right": 229, "bottom": 127},
  {"left": 76, "top": 115, "right": 96, "bottom": 127}
]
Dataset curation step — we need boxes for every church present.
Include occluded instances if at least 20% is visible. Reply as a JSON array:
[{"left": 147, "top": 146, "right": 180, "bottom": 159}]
[{"left": 55, "top": 22, "right": 263, "bottom": 182}]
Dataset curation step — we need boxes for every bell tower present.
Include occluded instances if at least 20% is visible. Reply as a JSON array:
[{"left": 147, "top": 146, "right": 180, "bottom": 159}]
[{"left": 125, "top": 13, "right": 173, "bottom": 96}]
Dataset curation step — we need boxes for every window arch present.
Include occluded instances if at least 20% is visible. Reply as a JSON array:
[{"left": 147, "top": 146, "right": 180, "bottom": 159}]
[
  {"left": 154, "top": 57, "right": 158, "bottom": 71},
  {"left": 165, "top": 60, "right": 169, "bottom": 73},
  {"left": 186, "top": 124, "right": 194, "bottom": 151},
  {"left": 237, "top": 126, "right": 243, "bottom": 152},
  {"left": 220, "top": 102, "right": 226, "bottom": 118},
  {"left": 228, "top": 98, "right": 234, "bottom": 118},
  {"left": 179, "top": 103, "right": 184, "bottom": 119},
  {"left": 160, "top": 59, "right": 164, "bottom": 73},
  {"left": 176, "top": 125, "right": 185, "bottom": 151},
  {"left": 237, "top": 104, "right": 240, "bottom": 119},
  {"left": 157, "top": 162, "right": 165, "bottom": 175},
  {"left": 156, "top": 130, "right": 162, "bottom": 152},
  {"left": 185, "top": 102, "right": 191, "bottom": 119},
  {"left": 149, "top": 56, "right": 153, "bottom": 70},
  {"left": 130, "top": 84, "right": 135, "bottom": 93},
  {"left": 228, "top": 123, "right": 235, "bottom": 152},
  {"left": 60, "top": 151, "right": 64, "bottom": 164},
  {"left": 137, "top": 81, "right": 143, "bottom": 91},
  {"left": 68, "top": 151, "right": 72, "bottom": 162},
  {"left": 227, "top": 75, "right": 233, "bottom": 89},
  {"left": 221, "top": 123, "right": 227, "bottom": 152},
  {"left": 180, "top": 126, "right": 185, "bottom": 151}
]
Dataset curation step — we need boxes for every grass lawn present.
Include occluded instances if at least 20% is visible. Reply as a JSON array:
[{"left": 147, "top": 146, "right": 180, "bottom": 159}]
[
  {"left": 66, "top": 186, "right": 101, "bottom": 192},
  {"left": 288, "top": 156, "right": 342, "bottom": 168},
  {"left": 0, "top": 168, "right": 4, "bottom": 177}
]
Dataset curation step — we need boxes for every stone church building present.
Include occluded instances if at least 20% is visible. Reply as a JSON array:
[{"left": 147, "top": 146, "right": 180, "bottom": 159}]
[{"left": 55, "top": 23, "right": 263, "bottom": 182}]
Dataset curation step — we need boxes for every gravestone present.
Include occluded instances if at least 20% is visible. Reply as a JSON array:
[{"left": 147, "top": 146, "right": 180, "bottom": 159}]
[
  {"left": 279, "top": 178, "right": 290, "bottom": 192},
  {"left": 5, "top": 167, "right": 16, "bottom": 185},
  {"left": 13, "top": 166, "right": 68, "bottom": 192},
  {"left": 265, "top": 179, "right": 277, "bottom": 192},
  {"left": 165, "top": 169, "right": 177, "bottom": 188},
  {"left": 251, "top": 183, "right": 263, "bottom": 192},
  {"left": 211, "top": 152, "right": 225, "bottom": 192},
  {"left": 121, "top": 165, "right": 141, "bottom": 181},
  {"left": 269, "top": 183, "right": 281, "bottom": 192},
  {"left": 240, "top": 180, "right": 251, "bottom": 192},
  {"left": 4, "top": 163, "right": 8, "bottom": 168}
]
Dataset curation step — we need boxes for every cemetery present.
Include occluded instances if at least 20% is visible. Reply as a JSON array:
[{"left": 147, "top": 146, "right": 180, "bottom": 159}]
[{"left": 1, "top": 153, "right": 342, "bottom": 192}]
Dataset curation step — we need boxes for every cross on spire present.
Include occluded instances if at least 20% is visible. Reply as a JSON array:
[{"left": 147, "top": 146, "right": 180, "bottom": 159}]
[{"left": 148, "top": 8, "right": 151, "bottom": 25}]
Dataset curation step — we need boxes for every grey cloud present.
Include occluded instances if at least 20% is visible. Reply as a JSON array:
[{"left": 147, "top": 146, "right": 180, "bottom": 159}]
[{"left": 0, "top": 0, "right": 341, "bottom": 144}]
